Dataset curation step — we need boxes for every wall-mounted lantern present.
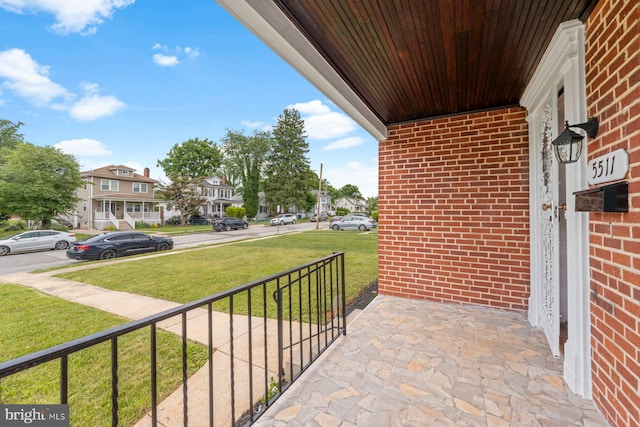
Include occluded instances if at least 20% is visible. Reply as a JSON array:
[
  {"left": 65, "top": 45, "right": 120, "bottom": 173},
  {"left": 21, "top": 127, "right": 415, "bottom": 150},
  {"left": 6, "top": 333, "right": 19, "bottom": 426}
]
[{"left": 551, "top": 117, "right": 599, "bottom": 164}]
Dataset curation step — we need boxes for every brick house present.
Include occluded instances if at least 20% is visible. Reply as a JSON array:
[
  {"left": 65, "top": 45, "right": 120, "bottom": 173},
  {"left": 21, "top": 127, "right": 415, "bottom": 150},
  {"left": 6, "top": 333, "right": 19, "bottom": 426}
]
[
  {"left": 218, "top": 1, "right": 639, "bottom": 425},
  {"left": 76, "top": 165, "right": 162, "bottom": 230}
]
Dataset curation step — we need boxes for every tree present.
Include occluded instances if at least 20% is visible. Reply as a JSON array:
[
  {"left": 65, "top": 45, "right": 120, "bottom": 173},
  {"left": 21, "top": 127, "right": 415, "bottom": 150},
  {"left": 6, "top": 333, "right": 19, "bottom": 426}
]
[
  {"left": 339, "top": 184, "right": 363, "bottom": 200},
  {"left": 263, "top": 108, "right": 311, "bottom": 213},
  {"left": 0, "top": 143, "right": 83, "bottom": 227},
  {"left": 366, "top": 196, "right": 378, "bottom": 214},
  {"left": 156, "top": 176, "right": 207, "bottom": 225},
  {"left": 0, "top": 119, "right": 25, "bottom": 151},
  {"left": 220, "top": 129, "right": 272, "bottom": 219},
  {"left": 157, "top": 137, "right": 223, "bottom": 179}
]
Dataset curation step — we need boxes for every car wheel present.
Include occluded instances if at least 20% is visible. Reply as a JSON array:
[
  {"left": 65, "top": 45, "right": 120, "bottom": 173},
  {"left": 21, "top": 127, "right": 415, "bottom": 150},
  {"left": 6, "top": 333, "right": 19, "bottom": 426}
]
[
  {"left": 226, "top": 225, "right": 232, "bottom": 231},
  {"left": 55, "top": 240, "right": 70, "bottom": 250},
  {"left": 158, "top": 242, "right": 170, "bottom": 251},
  {"left": 292, "top": 219, "right": 296, "bottom": 224},
  {"left": 0, "top": 246, "right": 9, "bottom": 256},
  {"left": 99, "top": 249, "right": 117, "bottom": 260},
  {"left": 243, "top": 223, "right": 248, "bottom": 229},
  {"left": 332, "top": 224, "right": 340, "bottom": 231},
  {"left": 280, "top": 221, "right": 284, "bottom": 225},
  {"left": 359, "top": 224, "right": 367, "bottom": 231}
]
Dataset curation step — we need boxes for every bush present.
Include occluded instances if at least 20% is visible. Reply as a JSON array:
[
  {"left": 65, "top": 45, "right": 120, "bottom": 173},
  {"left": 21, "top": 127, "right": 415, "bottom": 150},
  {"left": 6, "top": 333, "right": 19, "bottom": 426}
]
[
  {"left": 225, "top": 206, "right": 246, "bottom": 219},
  {"left": 105, "top": 225, "right": 116, "bottom": 231},
  {"left": 335, "top": 207, "right": 349, "bottom": 216},
  {"left": 164, "top": 216, "right": 181, "bottom": 225},
  {"left": 135, "top": 221, "right": 151, "bottom": 229},
  {"left": 3, "top": 221, "right": 26, "bottom": 232},
  {"left": 371, "top": 211, "right": 378, "bottom": 221}
]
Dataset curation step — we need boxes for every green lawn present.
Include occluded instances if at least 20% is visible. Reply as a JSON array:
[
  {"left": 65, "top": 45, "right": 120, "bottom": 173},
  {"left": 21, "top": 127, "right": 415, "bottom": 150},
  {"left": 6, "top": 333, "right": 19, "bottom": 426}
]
[
  {"left": 0, "top": 284, "right": 208, "bottom": 427},
  {"left": 57, "top": 230, "right": 377, "bottom": 317}
]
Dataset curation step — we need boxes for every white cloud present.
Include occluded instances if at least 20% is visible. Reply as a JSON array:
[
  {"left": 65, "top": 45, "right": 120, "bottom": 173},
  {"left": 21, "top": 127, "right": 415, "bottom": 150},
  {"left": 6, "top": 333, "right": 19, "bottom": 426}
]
[
  {"left": 182, "top": 47, "right": 200, "bottom": 58},
  {"left": 152, "top": 53, "right": 179, "bottom": 67},
  {"left": 287, "top": 100, "right": 356, "bottom": 140},
  {"left": 0, "top": 0, "right": 136, "bottom": 35},
  {"left": 325, "top": 160, "right": 378, "bottom": 198},
  {"left": 55, "top": 138, "right": 112, "bottom": 156},
  {"left": 151, "top": 45, "right": 200, "bottom": 66},
  {"left": 69, "top": 94, "right": 125, "bottom": 121},
  {"left": 0, "top": 48, "right": 70, "bottom": 106},
  {"left": 241, "top": 120, "right": 272, "bottom": 131},
  {"left": 322, "top": 136, "right": 364, "bottom": 151}
]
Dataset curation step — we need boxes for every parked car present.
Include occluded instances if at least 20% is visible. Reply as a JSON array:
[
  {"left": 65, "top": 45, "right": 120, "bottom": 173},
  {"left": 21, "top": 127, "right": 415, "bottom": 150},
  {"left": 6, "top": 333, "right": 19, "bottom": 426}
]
[
  {"left": 330, "top": 215, "right": 374, "bottom": 231},
  {"left": 329, "top": 216, "right": 342, "bottom": 227},
  {"left": 311, "top": 212, "right": 328, "bottom": 222},
  {"left": 213, "top": 218, "right": 248, "bottom": 231},
  {"left": 66, "top": 231, "right": 173, "bottom": 260},
  {"left": 0, "top": 230, "right": 77, "bottom": 256},
  {"left": 270, "top": 213, "right": 297, "bottom": 226},
  {"left": 52, "top": 218, "right": 73, "bottom": 229},
  {"left": 186, "top": 215, "right": 210, "bottom": 225}
]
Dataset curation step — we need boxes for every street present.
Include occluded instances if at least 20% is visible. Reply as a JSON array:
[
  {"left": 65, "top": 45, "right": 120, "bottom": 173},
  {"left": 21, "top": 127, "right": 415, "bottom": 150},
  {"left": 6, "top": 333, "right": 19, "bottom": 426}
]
[{"left": 0, "top": 221, "right": 326, "bottom": 275}]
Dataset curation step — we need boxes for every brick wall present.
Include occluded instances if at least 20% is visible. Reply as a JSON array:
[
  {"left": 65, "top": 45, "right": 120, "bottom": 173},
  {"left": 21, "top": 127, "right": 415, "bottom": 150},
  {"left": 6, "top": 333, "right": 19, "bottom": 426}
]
[
  {"left": 586, "top": 0, "right": 640, "bottom": 425},
  {"left": 378, "top": 107, "right": 530, "bottom": 310}
]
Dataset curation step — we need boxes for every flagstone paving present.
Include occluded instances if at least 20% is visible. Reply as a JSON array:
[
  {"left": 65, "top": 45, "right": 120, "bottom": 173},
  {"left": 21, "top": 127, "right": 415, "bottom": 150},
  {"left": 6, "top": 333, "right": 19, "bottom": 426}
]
[{"left": 254, "top": 295, "right": 609, "bottom": 426}]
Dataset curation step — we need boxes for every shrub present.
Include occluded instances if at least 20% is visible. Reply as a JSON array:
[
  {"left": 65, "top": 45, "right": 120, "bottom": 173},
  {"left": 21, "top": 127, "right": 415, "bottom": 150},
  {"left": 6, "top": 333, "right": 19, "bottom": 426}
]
[
  {"left": 225, "top": 206, "right": 246, "bottom": 219},
  {"left": 335, "top": 207, "right": 349, "bottom": 216},
  {"left": 135, "top": 221, "right": 151, "bottom": 229},
  {"left": 3, "top": 221, "right": 26, "bottom": 232},
  {"left": 105, "top": 225, "right": 116, "bottom": 231},
  {"left": 164, "top": 216, "right": 181, "bottom": 225},
  {"left": 371, "top": 211, "right": 378, "bottom": 221}
]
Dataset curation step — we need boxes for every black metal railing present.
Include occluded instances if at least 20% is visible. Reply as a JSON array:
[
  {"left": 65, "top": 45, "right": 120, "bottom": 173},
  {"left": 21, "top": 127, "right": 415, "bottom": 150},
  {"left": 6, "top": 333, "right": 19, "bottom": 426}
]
[{"left": 0, "top": 252, "right": 346, "bottom": 426}]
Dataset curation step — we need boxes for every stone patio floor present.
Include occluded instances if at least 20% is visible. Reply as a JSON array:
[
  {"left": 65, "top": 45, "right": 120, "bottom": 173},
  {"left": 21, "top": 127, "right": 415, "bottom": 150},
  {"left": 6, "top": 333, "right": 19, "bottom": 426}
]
[{"left": 253, "top": 295, "right": 608, "bottom": 426}]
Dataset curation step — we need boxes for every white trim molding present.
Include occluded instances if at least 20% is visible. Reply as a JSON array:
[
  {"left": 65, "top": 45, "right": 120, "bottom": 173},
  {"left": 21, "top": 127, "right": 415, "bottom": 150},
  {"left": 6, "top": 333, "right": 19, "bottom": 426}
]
[{"left": 521, "top": 19, "right": 592, "bottom": 398}]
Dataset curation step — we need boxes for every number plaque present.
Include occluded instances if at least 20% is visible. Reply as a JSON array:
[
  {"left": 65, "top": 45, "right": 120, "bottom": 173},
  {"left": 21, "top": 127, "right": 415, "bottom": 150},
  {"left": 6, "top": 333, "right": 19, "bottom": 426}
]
[{"left": 588, "top": 148, "right": 629, "bottom": 185}]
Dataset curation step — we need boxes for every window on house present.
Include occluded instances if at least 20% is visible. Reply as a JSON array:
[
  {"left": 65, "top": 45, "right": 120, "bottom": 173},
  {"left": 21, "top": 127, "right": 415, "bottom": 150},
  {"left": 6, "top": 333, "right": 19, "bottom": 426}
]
[
  {"left": 133, "top": 182, "right": 148, "bottom": 193},
  {"left": 101, "top": 180, "right": 118, "bottom": 191},
  {"left": 127, "top": 203, "right": 142, "bottom": 213},
  {"left": 82, "top": 201, "right": 87, "bottom": 211}
]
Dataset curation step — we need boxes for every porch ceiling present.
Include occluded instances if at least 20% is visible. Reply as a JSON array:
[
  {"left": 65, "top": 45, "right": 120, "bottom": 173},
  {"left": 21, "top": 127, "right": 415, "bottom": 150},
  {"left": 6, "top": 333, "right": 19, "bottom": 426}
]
[{"left": 217, "top": 0, "right": 599, "bottom": 138}]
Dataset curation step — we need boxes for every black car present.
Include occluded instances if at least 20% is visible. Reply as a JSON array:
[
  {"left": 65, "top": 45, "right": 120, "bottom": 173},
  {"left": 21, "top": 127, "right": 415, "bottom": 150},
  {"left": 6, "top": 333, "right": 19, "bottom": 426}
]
[
  {"left": 213, "top": 218, "right": 248, "bottom": 232},
  {"left": 186, "top": 215, "right": 210, "bottom": 225},
  {"left": 66, "top": 231, "right": 173, "bottom": 260}
]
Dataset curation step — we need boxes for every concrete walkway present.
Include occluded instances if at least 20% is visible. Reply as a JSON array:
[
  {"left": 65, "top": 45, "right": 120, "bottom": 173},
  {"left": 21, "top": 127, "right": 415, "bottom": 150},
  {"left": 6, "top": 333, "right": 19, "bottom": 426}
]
[{"left": 1, "top": 266, "right": 351, "bottom": 426}]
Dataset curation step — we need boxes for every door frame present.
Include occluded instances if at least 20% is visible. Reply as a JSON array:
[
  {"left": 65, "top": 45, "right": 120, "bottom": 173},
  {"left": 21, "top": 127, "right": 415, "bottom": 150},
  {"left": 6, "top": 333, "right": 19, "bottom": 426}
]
[{"left": 521, "top": 19, "right": 592, "bottom": 398}]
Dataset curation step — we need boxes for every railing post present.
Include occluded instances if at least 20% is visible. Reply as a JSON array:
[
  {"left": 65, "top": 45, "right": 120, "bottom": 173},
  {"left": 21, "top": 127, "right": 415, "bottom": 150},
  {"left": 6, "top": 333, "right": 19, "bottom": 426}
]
[
  {"left": 274, "top": 278, "right": 284, "bottom": 393},
  {"left": 340, "top": 253, "right": 347, "bottom": 336}
]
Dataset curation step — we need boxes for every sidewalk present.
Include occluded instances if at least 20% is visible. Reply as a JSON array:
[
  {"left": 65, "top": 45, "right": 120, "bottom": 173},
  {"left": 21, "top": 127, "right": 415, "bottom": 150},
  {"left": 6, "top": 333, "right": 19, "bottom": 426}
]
[{"left": 0, "top": 266, "right": 358, "bottom": 426}]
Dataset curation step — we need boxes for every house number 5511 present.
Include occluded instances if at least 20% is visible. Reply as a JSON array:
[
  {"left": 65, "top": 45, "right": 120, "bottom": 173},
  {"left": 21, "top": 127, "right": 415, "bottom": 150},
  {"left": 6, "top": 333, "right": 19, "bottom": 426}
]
[{"left": 588, "top": 148, "right": 629, "bottom": 185}]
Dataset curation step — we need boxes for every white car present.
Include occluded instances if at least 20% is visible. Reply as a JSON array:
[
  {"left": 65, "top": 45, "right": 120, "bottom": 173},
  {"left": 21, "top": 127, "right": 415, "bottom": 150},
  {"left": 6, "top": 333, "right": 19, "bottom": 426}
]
[
  {"left": 270, "top": 213, "right": 297, "bottom": 226},
  {"left": 0, "top": 230, "right": 77, "bottom": 256},
  {"left": 330, "top": 215, "right": 374, "bottom": 231}
]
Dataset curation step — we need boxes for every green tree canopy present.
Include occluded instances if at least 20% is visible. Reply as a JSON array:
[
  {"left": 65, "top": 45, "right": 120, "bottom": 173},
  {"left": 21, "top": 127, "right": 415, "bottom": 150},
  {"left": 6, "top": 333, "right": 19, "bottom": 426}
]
[
  {"left": 0, "top": 119, "right": 25, "bottom": 151},
  {"left": 263, "top": 108, "right": 311, "bottom": 213},
  {"left": 156, "top": 176, "right": 206, "bottom": 225},
  {"left": 339, "top": 184, "right": 363, "bottom": 200},
  {"left": 220, "top": 129, "right": 272, "bottom": 219},
  {"left": 157, "top": 137, "right": 223, "bottom": 179},
  {"left": 0, "top": 143, "right": 83, "bottom": 227}
]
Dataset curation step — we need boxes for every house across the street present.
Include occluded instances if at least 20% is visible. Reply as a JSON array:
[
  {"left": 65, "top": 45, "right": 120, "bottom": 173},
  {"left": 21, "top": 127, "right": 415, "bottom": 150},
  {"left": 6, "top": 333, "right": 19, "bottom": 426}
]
[{"left": 75, "top": 165, "right": 163, "bottom": 230}]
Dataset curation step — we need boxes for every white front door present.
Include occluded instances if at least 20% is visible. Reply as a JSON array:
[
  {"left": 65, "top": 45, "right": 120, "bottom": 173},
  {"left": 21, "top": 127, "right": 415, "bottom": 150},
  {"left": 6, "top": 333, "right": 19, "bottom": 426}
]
[
  {"left": 536, "top": 98, "right": 561, "bottom": 357},
  {"left": 522, "top": 20, "right": 592, "bottom": 397}
]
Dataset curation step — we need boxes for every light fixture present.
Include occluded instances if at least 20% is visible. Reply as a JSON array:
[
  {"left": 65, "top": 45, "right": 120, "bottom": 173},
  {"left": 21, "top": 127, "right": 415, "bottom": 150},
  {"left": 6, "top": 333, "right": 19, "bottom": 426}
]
[{"left": 551, "top": 117, "right": 599, "bottom": 164}]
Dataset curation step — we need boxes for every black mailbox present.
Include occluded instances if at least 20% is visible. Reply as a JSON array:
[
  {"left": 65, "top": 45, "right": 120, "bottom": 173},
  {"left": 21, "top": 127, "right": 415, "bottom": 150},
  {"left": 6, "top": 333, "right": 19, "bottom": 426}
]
[{"left": 574, "top": 182, "right": 628, "bottom": 212}]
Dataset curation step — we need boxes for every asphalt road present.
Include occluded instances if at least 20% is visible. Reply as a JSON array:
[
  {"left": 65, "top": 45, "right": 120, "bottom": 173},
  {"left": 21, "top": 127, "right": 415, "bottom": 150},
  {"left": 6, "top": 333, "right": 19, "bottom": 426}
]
[{"left": 0, "top": 221, "right": 327, "bottom": 275}]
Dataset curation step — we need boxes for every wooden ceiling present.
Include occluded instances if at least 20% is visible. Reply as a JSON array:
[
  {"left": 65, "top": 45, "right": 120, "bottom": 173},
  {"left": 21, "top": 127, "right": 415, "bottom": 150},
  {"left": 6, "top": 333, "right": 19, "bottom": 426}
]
[{"left": 272, "top": 0, "right": 599, "bottom": 126}]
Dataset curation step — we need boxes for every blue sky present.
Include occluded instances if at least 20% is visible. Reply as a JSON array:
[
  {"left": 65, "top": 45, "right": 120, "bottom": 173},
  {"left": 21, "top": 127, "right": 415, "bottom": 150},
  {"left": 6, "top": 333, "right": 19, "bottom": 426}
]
[{"left": 0, "top": 0, "right": 378, "bottom": 198}]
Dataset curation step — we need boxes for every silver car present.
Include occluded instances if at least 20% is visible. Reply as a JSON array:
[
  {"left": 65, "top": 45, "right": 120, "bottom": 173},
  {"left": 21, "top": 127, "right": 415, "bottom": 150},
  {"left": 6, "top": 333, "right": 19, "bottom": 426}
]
[
  {"left": 331, "top": 215, "right": 374, "bottom": 231},
  {"left": 270, "top": 213, "right": 297, "bottom": 226},
  {"left": 0, "top": 230, "right": 77, "bottom": 256}
]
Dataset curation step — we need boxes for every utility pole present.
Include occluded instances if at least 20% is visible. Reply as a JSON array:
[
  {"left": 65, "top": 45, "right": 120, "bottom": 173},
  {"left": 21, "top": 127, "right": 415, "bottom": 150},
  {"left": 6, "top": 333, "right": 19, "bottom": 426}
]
[{"left": 316, "top": 163, "right": 323, "bottom": 230}]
